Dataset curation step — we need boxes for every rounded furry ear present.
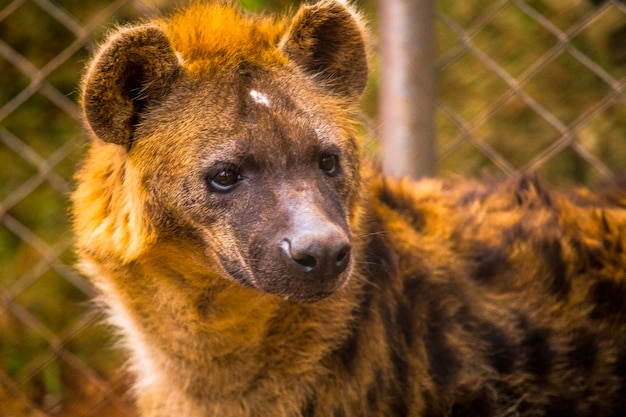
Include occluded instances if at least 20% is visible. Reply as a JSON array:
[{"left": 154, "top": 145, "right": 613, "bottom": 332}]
[
  {"left": 281, "top": 0, "right": 368, "bottom": 98},
  {"left": 81, "top": 25, "right": 180, "bottom": 148}
]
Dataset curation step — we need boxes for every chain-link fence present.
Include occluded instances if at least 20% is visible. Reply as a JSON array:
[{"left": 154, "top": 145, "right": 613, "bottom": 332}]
[
  {"left": 1, "top": 0, "right": 624, "bottom": 416},
  {"left": 435, "top": 0, "right": 626, "bottom": 184},
  {"left": 0, "top": 2, "right": 177, "bottom": 415}
]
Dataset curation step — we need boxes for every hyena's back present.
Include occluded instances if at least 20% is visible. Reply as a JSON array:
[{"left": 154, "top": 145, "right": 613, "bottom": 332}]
[{"left": 353, "top": 175, "right": 626, "bottom": 416}]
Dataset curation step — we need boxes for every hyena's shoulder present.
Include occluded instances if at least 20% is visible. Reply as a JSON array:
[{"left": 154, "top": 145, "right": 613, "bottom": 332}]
[{"left": 354, "top": 174, "right": 626, "bottom": 416}]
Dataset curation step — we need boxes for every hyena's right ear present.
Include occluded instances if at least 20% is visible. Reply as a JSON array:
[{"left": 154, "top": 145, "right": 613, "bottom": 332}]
[{"left": 81, "top": 26, "right": 180, "bottom": 148}]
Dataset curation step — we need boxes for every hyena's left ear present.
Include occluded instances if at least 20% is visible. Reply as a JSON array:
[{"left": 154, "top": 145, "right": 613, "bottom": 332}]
[{"left": 281, "top": 0, "right": 369, "bottom": 98}]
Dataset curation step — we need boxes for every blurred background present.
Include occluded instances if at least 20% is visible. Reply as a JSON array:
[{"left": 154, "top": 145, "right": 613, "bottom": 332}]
[{"left": 1, "top": 0, "right": 625, "bottom": 415}]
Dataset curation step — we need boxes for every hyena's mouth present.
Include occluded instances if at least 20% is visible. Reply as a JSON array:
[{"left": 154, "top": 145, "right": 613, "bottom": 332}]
[
  {"left": 217, "top": 244, "right": 352, "bottom": 303},
  {"left": 215, "top": 256, "right": 256, "bottom": 289},
  {"left": 281, "top": 289, "right": 338, "bottom": 303}
]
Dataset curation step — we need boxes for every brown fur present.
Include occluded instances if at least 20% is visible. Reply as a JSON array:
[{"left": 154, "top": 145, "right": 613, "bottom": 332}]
[{"left": 73, "top": 1, "right": 626, "bottom": 416}]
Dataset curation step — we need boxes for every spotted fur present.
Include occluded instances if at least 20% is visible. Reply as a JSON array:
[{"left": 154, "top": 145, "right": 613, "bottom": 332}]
[{"left": 73, "top": 1, "right": 626, "bottom": 416}]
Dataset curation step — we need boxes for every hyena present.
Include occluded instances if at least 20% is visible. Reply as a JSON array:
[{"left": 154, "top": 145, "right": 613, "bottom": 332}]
[{"left": 72, "top": 1, "right": 626, "bottom": 416}]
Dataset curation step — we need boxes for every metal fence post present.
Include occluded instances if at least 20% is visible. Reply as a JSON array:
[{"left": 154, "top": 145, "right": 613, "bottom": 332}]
[{"left": 380, "top": 0, "right": 437, "bottom": 179}]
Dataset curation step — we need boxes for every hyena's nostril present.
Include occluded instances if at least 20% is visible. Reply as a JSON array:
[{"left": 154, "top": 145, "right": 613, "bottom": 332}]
[
  {"left": 293, "top": 252, "right": 317, "bottom": 271},
  {"left": 335, "top": 245, "right": 351, "bottom": 273},
  {"left": 282, "top": 239, "right": 318, "bottom": 272}
]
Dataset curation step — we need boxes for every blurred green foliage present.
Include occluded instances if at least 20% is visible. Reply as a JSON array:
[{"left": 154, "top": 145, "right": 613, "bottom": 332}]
[{"left": 0, "top": 0, "right": 624, "bottom": 415}]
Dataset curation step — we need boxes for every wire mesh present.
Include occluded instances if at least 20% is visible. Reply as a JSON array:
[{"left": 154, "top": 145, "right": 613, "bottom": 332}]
[
  {"left": 436, "top": 0, "right": 626, "bottom": 183},
  {"left": 0, "top": 1, "right": 163, "bottom": 415},
  {"left": 0, "top": 0, "right": 624, "bottom": 415}
]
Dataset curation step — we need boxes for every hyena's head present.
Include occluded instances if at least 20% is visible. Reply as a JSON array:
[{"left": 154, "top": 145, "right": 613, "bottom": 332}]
[{"left": 78, "top": 1, "right": 369, "bottom": 302}]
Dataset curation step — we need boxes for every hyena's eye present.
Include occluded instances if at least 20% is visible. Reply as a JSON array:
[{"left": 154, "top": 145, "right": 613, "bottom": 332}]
[
  {"left": 319, "top": 153, "right": 339, "bottom": 176},
  {"left": 208, "top": 166, "right": 242, "bottom": 192}
]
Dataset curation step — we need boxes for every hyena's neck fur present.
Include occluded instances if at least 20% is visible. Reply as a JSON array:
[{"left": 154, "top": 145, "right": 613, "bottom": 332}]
[
  {"left": 76, "top": 167, "right": 414, "bottom": 416},
  {"left": 88, "top": 240, "right": 366, "bottom": 415},
  {"left": 73, "top": 143, "right": 359, "bottom": 413}
]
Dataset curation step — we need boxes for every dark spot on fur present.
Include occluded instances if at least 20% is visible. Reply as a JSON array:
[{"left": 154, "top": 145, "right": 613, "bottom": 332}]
[
  {"left": 570, "top": 236, "right": 606, "bottom": 271},
  {"left": 404, "top": 273, "right": 425, "bottom": 303},
  {"left": 361, "top": 229, "right": 397, "bottom": 285},
  {"left": 451, "top": 388, "right": 495, "bottom": 417},
  {"left": 378, "top": 181, "right": 425, "bottom": 231},
  {"left": 424, "top": 319, "right": 461, "bottom": 391},
  {"left": 540, "top": 239, "right": 570, "bottom": 299},
  {"left": 333, "top": 409, "right": 346, "bottom": 417},
  {"left": 379, "top": 303, "right": 395, "bottom": 346},
  {"left": 394, "top": 276, "right": 425, "bottom": 354},
  {"left": 611, "top": 346, "right": 626, "bottom": 413},
  {"left": 515, "top": 176, "right": 552, "bottom": 207},
  {"left": 380, "top": 301, "right": 413, "bottom": 413},
  {"left": 615, "top": 346, "right": 626, "bottom": 379},
  {"left": 365, "top": 371, "right": 382, "bottom": 414},
  {"left": 391, "top": 349, "right": 409, "bottom": 388},
  {"left": 388, "top": 350, "right": 410, "bottom": 416},
  {"left": 544, "top": 396, "right": 579, "bottom": 416},
  {"left": 334, "top": 228, "right": 397, "bottom": 373},
  {"left": 396, "top": 299, "right": 415, "bottom": 348},
  {"left": 379, "top": 301, "right": 412, "bottom": 416},
  {"left": 567, "top": 327, "right": 598, "bottom": 373},
  {"left": 480, "top": 321, "right": 517, "bottom": 374},
  {"left": 334, "top": 279, "right": 376, "bottom": 374},
  {"left": 589, "top": 278, "right": 626, "bottom": 320},
  {"left": 457, "top": 188, "right": 487, "bottom": 206},
  {"left": 457, "top": 308, "right": 517, "bottom": 374},
  {"left": 521, "top": 326, "right": 554, "bottom": 381},
  {"left": 336, "top": 323, "right": 359, "bottom": 375},
  {"left": 468, "top": 245, "right": 509, "bottom": 285},
  {"left": 354, "top": 278, "right": 376, "bottom": 320},
  {"left": 502, "top": 222, "right": 529, "bottom": 244},
  {"left": 302, "top": 396, "right": 316, "bottom": 417},
  {"left": 195, "top": 291, "right": 214, "bottom": 317},
  {"left": 421, "top": 390, "right": 444, "bottom": 417}
]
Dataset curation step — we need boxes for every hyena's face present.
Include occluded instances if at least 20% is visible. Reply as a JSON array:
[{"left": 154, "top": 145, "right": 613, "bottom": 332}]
[
  {"left": 130, "top": 69, "right": 362, "bottom": 302},
  {"left": 79, "top": 2, "right": 368, "bottom": 301}
]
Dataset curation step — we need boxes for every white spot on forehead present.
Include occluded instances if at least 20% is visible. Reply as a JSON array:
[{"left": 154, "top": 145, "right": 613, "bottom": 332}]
[{"left": 249, "top": 89, "right": 272, "bottom": 108}]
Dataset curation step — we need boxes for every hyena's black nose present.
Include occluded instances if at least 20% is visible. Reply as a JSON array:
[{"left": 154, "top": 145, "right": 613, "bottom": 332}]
[{"left": 282, "top": 226, "right": 352, "bottom": 278}]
